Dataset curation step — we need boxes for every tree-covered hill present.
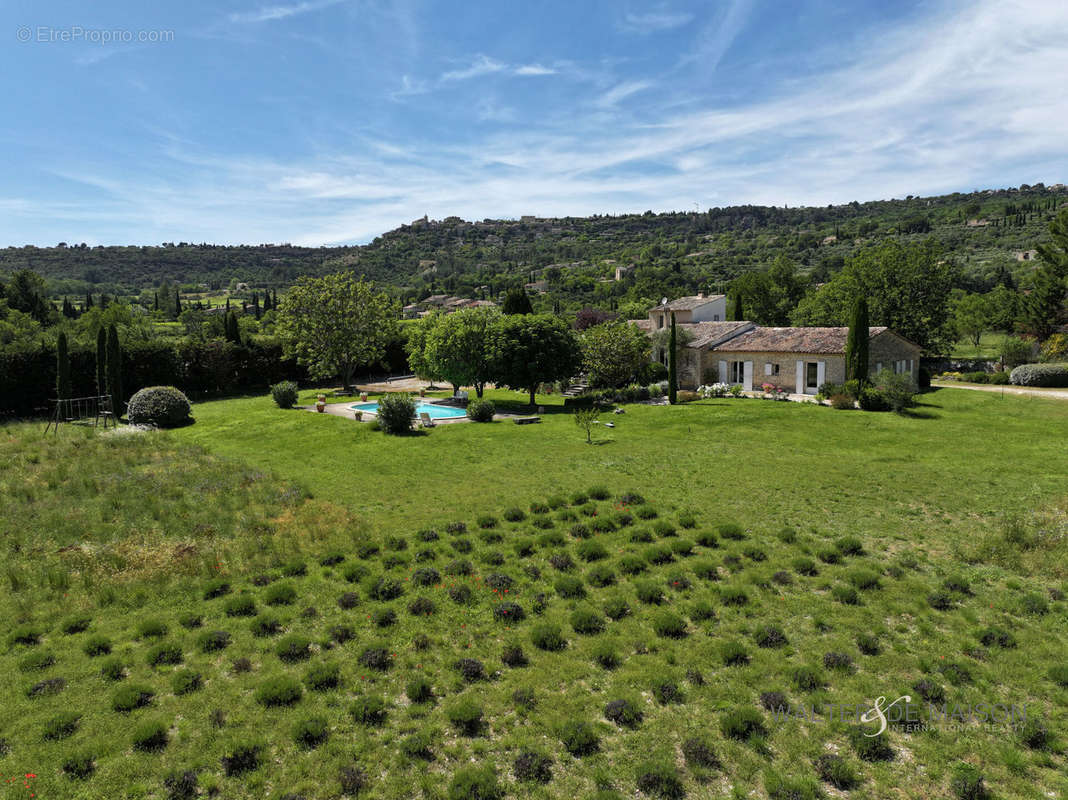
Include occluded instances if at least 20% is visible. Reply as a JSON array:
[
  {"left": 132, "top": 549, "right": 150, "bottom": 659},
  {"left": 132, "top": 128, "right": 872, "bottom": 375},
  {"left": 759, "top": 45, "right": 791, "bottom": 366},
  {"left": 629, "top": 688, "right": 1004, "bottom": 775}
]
[{"left": 1, "top": 183, "right": 1064, "bottom": 307}]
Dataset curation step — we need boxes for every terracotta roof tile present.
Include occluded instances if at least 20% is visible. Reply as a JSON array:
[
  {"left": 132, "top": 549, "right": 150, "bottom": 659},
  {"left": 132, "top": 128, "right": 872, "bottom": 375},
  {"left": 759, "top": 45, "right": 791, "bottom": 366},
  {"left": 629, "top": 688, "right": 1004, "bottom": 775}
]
[
  {"left": 648, "top": 294, "right": 725, "bottom": 312},
  {"left": 712, "top": 326, "right": 889, "bottom": 354}
]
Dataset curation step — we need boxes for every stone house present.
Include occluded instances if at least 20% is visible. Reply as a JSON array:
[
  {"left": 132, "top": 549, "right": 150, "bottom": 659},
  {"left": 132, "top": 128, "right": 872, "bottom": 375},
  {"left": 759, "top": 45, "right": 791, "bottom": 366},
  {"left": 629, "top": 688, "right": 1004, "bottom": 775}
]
[
  {"left": 646, "top": 294, "right": 727, "bottom": 331},
  {"left": 630, "top": 298, "right": 922, "bottom": 393}
]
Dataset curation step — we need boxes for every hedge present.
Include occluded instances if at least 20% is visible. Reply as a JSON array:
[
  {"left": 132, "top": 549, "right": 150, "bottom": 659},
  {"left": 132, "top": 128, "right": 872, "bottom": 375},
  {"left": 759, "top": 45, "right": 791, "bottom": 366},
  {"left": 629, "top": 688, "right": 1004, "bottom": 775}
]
[{"left": 1009, "top": 363, "right": 1068, "bottom": 387}]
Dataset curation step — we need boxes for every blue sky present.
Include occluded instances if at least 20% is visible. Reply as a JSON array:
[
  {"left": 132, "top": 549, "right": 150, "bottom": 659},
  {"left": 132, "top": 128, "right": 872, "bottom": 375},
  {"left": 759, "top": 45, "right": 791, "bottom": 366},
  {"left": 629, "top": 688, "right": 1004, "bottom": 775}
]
[{"left": 2, "top": 0, "right": 1066, "bottom": 246}]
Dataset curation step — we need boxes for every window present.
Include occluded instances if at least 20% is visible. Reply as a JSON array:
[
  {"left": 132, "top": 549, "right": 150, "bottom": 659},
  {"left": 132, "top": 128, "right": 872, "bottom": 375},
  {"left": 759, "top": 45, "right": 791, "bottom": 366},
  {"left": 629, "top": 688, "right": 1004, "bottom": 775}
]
[
  {"left": 657, "top": 314, "right": 664, "bottom": 329},
  {"left": 764, "top": 363, "right": 779, "bottom": 376},
  {"left": 729, "top": 361, "right": 745, "bottom": 383},
  {"left": 712, "top": 314, "right": 720, "bottom": 321}
]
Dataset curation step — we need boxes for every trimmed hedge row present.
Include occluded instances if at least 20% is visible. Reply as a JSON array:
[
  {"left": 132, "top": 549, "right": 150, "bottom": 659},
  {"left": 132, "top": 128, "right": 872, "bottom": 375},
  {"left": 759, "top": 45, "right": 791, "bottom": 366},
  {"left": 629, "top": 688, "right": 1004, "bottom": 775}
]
[{"left": 1010, "top": 362, "right": 1068, "bottom": 387}]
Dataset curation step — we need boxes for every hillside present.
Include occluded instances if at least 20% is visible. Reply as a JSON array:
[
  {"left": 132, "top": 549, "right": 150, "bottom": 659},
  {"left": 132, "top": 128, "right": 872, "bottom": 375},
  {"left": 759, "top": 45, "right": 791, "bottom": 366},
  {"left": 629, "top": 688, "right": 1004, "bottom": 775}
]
[{"left": 2, "top": 184, "right": 1064, "bottom": 306}]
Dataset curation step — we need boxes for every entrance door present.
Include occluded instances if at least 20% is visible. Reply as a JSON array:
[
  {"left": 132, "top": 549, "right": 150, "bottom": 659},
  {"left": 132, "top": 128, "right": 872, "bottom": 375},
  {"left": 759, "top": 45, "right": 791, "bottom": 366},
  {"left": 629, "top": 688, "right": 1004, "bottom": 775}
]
[{"left": 806, "top": 362, "right": 819, "bottom": 392}]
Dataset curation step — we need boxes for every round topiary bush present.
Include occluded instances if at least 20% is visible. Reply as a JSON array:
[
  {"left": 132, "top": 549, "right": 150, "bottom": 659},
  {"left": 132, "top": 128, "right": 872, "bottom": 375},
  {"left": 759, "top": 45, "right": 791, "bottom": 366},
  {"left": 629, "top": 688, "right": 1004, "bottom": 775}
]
[
  {"left": 271, "top": 380, "right": 299, "bottom": 409},
  {"left": 466, "top": 398, "right": 496, "bottom": 422},
  {"left": 448, "top": 765, "right": 502, "bottom": 800},
  {"left": 376, "top": 392, "right": 417, "bottom": 435},
  {"left": 1010, "top": 362, "right": 1068, "bottom": 387},
  {"left": 126, "top": 386, "right": 192, "bottom": 428}
]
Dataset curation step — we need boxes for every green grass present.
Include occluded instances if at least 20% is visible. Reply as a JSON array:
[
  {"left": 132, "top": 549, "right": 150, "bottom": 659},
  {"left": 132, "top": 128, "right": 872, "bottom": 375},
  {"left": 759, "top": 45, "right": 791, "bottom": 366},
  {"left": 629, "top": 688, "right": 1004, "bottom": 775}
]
[
  {"left": 947, "top": 331, "right": 1004, "bottom": 359},
  {"left": 0, "top": 388, "right": 1065, "bottom": 799}
]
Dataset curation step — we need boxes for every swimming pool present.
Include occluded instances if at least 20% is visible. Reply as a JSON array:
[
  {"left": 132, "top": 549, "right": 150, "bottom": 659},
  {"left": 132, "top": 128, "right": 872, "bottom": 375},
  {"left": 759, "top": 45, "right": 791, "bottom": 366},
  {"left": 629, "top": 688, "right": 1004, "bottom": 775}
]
[{"left": 349, "top": 401, "right": 469, "bottom": 420}]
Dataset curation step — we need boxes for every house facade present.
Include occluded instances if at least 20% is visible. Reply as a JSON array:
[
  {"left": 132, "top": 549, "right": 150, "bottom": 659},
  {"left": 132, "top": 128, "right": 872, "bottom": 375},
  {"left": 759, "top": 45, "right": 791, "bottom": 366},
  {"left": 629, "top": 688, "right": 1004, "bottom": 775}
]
[{"left": 630, "top": 298, "right": 922, "bottom": 393}]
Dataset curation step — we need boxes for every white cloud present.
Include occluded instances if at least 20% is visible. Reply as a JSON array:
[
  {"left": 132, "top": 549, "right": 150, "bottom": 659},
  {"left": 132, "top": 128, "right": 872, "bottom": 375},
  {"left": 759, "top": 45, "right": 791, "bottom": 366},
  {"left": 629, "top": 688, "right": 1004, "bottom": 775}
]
[
  {"left": 595, "top": 80, "right": 654, "bottom": 108},
  {"left": 514, "top": 63, "right": 556, "bottom": 76},
  {"left": 620, "top": 9, "right": 694, "bottom": 33},
  {"left": 441, "top": 54, "right": 507, "bottom": 81},
  {"left": 228, "top": 0, "right": 348, "bottom": 24}
]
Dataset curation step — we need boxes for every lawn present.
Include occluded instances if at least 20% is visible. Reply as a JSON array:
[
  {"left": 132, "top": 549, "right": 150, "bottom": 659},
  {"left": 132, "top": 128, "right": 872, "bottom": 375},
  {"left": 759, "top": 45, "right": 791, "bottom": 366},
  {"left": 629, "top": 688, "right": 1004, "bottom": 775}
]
[
  {"left": 0, "top": 388, "right": 1065, "bottom": 799},
  {"left": 947, "top": 332, "right": 1004, "bottom": 360}
]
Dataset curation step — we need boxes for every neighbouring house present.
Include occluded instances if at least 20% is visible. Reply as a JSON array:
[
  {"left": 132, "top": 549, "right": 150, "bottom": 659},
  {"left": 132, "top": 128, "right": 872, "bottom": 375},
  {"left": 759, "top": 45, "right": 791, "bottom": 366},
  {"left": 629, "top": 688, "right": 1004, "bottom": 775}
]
[
  {"left": 630, "top": 298, "right": 922, "bottom": 393},
  {"left": 1015, "top": 249, "right": 1039, "bottom": 262},
  {"left": 402, "top": 303, "right": 424, "bottom": 319},
  {"left": 646, "top": 294, "right": 727, "bottom": 330}
]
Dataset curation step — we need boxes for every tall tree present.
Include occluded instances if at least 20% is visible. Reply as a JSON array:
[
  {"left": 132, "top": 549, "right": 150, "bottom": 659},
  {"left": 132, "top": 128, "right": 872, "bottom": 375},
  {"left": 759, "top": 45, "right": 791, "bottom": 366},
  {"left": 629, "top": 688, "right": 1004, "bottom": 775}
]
[
  {"left": 424, "top": 308, "right": 499, "bottom": 397},
  {"left": 580, "top": 320, "right": 650, "bottom": 388},
  {"left": 667, "top": 313, "right": 678, "bottom": 404},
  {"left": 1021, "top": 208, "right": 1068, "bottom": 339},
  {"left": 174, "top": 290, "right": 182, "bottom": 316},
  {"left": 845, "top": 295, "right": 869, "bottom": 383},
  {"left": 56, "top": 331, "right": 72, "bottom": 400},
  {"left": 502, "top": 288, "right": 533, "bottom": 315},
  {"left": 729, "top": 291, "right": 744, "bottom": 322},
  {"left": 106, "top": 324, "right": 123, "bottom": 414},
  {"left": 96, "top": 326, "right": 107, "bottom": 395},
  {"left": 491, "top": 314, "right": 581, "bottom": 406},
  {"left": 405, "top": 313, "right": 448, "bottom": 388},
  {"left": 276, "top": 272, "right": 399, "bottom": 390}
]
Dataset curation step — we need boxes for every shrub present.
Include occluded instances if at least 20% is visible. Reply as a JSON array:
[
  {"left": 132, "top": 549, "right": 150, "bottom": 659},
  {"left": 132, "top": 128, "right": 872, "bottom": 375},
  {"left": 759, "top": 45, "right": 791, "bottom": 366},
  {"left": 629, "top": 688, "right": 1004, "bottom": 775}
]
[
  {"left": 19, "top": 650, "right": 55, "bottom": 672},
  {"left": 62, "top": 751, "right": 95, "bottom": 780},
  {"left": 720, "top": 585, "right": 749, "bottom": 606},
  {"left": 466, "top": 398, "right": 496, "bottom": 421},
  {"left": 1010, "top": 362, "right": 1068, "bottom": 387},
  {"left": 292, "top": 715, "right": 328, "bottom": 749},
  {"left": 823, "top": 651, "right": 854, "bottom": 671},
  {"left": 559, "top": 719, "right": 599, "bottom": 756},
  {"left": 270, "top": 380, "right": 299, "bottom": 408},
  {"left": 491, "top": 600, "right": 524, "bottom": 621},
  {"left": 1048, "top": 664, "right": 1068, "bottom": 687},
  {"left": 694, "top": 529, "right": 719, "bottom": 548},
  {"left": 635, "top": 760, "right": 684, "bottom": 798},
  {"left": 690, "top": 600, "right": 716, "bottom": 622},
  {"left": 304, "top": 661, "right": 341, "bottom": 691},
  {"left": 350, "top": 694, "right": 387, "bottom": 726},
  {"left": 754, "top": 624, "right": 787, "bottom": 648},
  {"left": 250, "top": 614, "right": 281, "bottom": 637},
  {"left": 571, "top": 606, "right": 606, "bottom": 635},
  {"left": 171, "top": 669, "right": 202, "bottom": 695},
  {"left": 717, "top": 522, "right": 746, "bottom": 540},
  {"left": 792, "top": 557, "right": 818, "bottom": 576},
  {"left": 132, "top": 718, "right": 169, "bottom": 752},
  {"left": 83, "top": 635, "right": 112, "bottom": 656},
  {"left": 721, "top": 640, "right": 750, "bottom": 666},
  {"left": 408, "top": 596, "right": 435, "bottom": 616},
  {"left": 760, "top": 691, "right": 788, "bottom": 712},
  {"left": 60, "top": 614, "right": 91, "bottom": 634},
  {"left": 100, "top": 657, "right": 126, "bottom": 681},
  {"left": 576, "top": 539, "right": 609, "bottom": 561},
  {"left": 588, "top": 516, "right": 616, "bottom": 534},
  {"left": 456, "top": 657, "right": 486, "bottom": 682},
  {"left": 912, "top": 678, "right": 946, "bottom": 704},
  {"left": 671, "top": 539, "right": 695, "bottom": 558},
  {"left": 196, "top": 629, "right": 231, "bottom": 653},
  {"left": 619, "top": 554, "right": 647, "bottom": 574},
  {"left": 928, "top": 590, "right": 955, "bottom": 610},
  {"left": 771, "top": 570, "right": 793, "bottom": 586},
  {"left": 652, "top": 611, "right": 687, "bottom": 638},
  {"left": 365, "top": 574, "right": 404, "bottom": 600},
  {"left": 720, "top": 707, "right": 767, "bottom": 741},
  {"left": 112, "top": 683, "right": 155, "bottom": 712},
  {"left": 514, "top": 749, "right": 553, "bottom": 784},
  {"left": 604, "top": 698, "right": 643, "bottom": 728},
  {"left": 978, "top": 626, "right": 1016, "bottom": 648},
  {"left": 814, "top": 753, "right": 859, "bottom": 790},
  {"left": 264, "top": 581, "right": 297, "bottom": 605},
  {"left": 765, "top": 771, "right": 823, "bottom": 800},
  {"left": 372, "top": 607, "right": 397, "bottom": 627},
  {"left": 857, "top": 633, "right": 881, "bottom": 655},
  {"left": 377, "top": 392, "right": 417, "bottom": 434},
  {"left": 531, "top": 622, "right": 566, "bottom": 651},
  {"left": 400, "top": 730, "right": 434, "bottom": 760},
  {"left": 358, "top": 645, "right": 392, "bottom": 670},
  {"left": 587, "top": 564, "right": 616, "bottom": 587},
  {"left": 591, "top": 640, "right": 621, "bottom": 669},
  {"left": 42, "top": 711, "right": 81, "bottom": 741},
  {"left": 406, "top": 675, "right": 433, "bottom": 703},
  {"left": 224, "top": 594, "right": 257, "bottom": 617},
  {"left": 447, "top": 696, "right": 484, "bottom": 736},
  {"left": 792, "top": 665, "right": 825, "bottom": 691},
  {"left": 635, "top": 580, "right": 665, "bottom": 604},
  {"left": 146, "top": 642, "right": 183, "bottom": 667},
  {"left": 741, "top": 545, "right": 765, "bottom": 561},
  {"left": 848, "top": 568, "right": 880, "bottom": 590},
  {"left": 830, "top": 393, "right": 855, "bottom": 409},
  {"left": 503, "top": 507, "right": 526, "bottom": 522},
  {"left": 127, "top": 386, "right": 192, "bottom": 427},
  {"left": 554, "top": 575, "right": 586, "bottom": 598},
  {"left": 1021, "top": 592, "right": 1049, "bottom": 615},
  {"left": 27, "top": 677, "right": 67, "bottom": 697},
  {"left": 231, "top": 657, "right": 252, "bottom": 673},
  {"left": 255, "top": 675, "right": 303, "bottom": 707},
  {"left": 949, "top": 762, "right": 988, "bottom": 800},
  {"left": 276, "top": 635, "right": 312, "bottom": 663},
  {"left": 448, "top": 584, "right": 473, "bottom": 605},
  {"left": 652, "top": 679, "right": 682, "bottom": 704},
  {"left": 448, "top": 765, "right": 501, "bottom": 800},
  {"left": 832, "top": 585, "right": 860, "bottom": 605},
  {"left": 501, "top": 642, "right": 528, "bottom": 667},
  {"left": 849, "top": 726, "right": 894, "bottom": 761},
  {"left": 1018, "top": 717, "right": 1052, "bottom": 750},
  {"left": 220, "top": 741, "right": 263, "bottom": 776},
  {"left": 692, "top": 560, "right": 719, "bottom": 580},
  {"left": 451, "top": 537, "right": 473, "bottom": 553},
  {"left": 645, "top": 545, "right": 674, "bottom": 565},
  {"left": 203, "top": 578, "right": 231, "bottom": 600}
]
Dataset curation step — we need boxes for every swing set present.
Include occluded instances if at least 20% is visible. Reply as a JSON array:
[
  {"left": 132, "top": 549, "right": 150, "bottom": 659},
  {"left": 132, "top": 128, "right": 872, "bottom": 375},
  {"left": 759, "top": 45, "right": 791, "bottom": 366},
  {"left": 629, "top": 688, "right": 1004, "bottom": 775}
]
[{"left": 44, "top": 394, "right": 116, "bottom": 434}]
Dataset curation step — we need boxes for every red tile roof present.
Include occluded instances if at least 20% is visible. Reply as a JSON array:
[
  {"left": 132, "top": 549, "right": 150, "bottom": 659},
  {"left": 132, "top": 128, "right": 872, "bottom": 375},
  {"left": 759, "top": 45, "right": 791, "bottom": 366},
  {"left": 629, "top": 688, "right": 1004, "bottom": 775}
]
[{"left": 712, "top": 326, "right": 889, "bottom": 354}]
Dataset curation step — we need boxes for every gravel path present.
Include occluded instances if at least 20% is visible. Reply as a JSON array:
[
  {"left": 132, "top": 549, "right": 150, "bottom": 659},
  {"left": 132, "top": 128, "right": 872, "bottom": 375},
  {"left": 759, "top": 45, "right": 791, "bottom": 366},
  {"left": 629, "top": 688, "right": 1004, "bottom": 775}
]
[{"left": 931, "top": 382, "right": 1068, "bottom": 400}]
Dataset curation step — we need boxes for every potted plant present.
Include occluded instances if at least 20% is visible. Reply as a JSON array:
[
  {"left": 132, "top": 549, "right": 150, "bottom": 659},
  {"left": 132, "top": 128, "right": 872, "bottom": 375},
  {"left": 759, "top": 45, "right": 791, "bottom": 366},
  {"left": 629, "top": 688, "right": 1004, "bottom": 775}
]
[
  {"left": 353, "top": 409, "right": 363, "bottom": 421},
  {"left": 316, "top": 399, "right": 327, "bottom": 413},
  {"left": 419, "top": 388, "right": 426, "bottom": 397},
  {"left": 360, "top": 392, "right": 368, "bottom": 402}
]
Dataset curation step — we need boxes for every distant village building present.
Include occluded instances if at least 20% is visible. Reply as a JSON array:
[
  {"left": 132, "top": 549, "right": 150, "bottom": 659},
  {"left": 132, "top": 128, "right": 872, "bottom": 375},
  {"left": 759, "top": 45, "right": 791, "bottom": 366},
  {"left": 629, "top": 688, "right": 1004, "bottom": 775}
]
[{"left": 1015, "top": 249, "right": 1039, "bottom": 262}]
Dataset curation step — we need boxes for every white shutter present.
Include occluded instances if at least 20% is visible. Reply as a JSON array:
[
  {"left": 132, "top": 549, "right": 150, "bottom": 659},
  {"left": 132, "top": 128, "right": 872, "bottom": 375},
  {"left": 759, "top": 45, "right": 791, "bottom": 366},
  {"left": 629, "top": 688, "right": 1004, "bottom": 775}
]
[
  {"left": 816, "top": 361, "right": 826, "bottom": 388},
  {"left": 796, "top": 361, "right": 804, "bottom": 394},
  {"left": 764, "top": 363, "right": 772, "bottom": 376},
  {"left": 719, "top": 360, "right": 727, "bottom": 384},
  {"left": 743, "top": 361, "right": 753, "bottom": 391}
]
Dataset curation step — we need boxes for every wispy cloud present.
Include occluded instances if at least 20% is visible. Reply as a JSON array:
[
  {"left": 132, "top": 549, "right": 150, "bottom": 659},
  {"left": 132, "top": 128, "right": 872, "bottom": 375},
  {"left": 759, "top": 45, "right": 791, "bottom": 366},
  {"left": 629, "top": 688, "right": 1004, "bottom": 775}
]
[
  {"left": 514, "top": 63, "right": 557, "bottom": 76},
  {"left": 620, "top": 9, "right": 694, "bottom": 33},
  {"left": 229, "top": 0, "right": 347, "bottom": 24},
  {"left": 680, "top": 0, "right": 751, "bottom": 71},
  {"left": 595, "top": 80, "right": 654, "bottom": 108},
  {"left": 441, "top": 54, "right": 507, "bottom": 81}
]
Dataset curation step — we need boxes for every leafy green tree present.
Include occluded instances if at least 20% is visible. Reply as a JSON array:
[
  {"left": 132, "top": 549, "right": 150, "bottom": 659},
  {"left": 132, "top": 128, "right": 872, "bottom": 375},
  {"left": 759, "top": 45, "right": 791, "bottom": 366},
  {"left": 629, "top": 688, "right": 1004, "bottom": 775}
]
[
  {"left": 56, "top": 331, "right": 71, "bottom": 400},
  {"left": 985, "top": 284, "right": 1020, "bottom": 333},
  {"left": 845, "top": 295, "right": 869, "bottom": 383},
  {"left": 276, "top": 272, "right": 399, "bottom": 390},
  {"left": 106, "top": 324, "right": 123, "bottom": 412},
  {"left": 574, "top": 408, "right": 598, "bottom": 444},
  {"left": 424, "top": 308, "right": 499, "bottom": 397},
  {"left": 580, "top": 320, "right": 650, "bottom": 388},
  {"left": 405, "top": 314, "right": 446, "bottom": 386},
  {"left": 491, "top": 314, "right": 581, "bottom": 406},
  {"left": 96, "top": 327, "right": 107, "bottom": 395},
  {"left": 792, "top": 239, "right": 957, "bottom": 352},
  {"left": 7, "top": 270, "right": 51, "bottom": 324},
  {"left": 728, "top": 256, "right": 803, "bottom": 325},
  {"left": 502, "top": 289, "right": 534, "bottom": 315},
  {"left": 951, "top": 292, "right": 990, "bottom": 349},
  {"left": 1020, "top": 210, "right": 1067, "bottom": 339},
  {"left": 667, "top": 313, "right": 678, "bottom": 404}
]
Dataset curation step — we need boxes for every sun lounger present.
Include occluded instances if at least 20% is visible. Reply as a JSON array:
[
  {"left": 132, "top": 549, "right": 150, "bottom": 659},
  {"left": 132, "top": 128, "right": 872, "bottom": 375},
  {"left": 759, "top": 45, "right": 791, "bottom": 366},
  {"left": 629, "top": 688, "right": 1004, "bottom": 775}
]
[
  {"left": 513, "top": 416, "right": 541, "bottom": 425},
  {"left": 419, "top": 412, "right": 436, "bottom": 428}
]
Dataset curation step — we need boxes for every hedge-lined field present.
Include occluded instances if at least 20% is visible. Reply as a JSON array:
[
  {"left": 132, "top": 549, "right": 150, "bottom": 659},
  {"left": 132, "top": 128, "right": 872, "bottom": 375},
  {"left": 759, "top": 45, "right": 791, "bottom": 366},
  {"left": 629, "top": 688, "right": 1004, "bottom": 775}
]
[{"left": 0, "top": 389, "right": 1066, "bottom": 799}]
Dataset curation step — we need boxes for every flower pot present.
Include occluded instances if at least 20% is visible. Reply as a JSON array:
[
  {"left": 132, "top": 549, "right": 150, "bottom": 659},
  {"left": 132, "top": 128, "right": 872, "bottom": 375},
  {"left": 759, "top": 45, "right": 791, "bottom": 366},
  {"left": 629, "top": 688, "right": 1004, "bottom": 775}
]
[
  {"left": 360, "top": 393, "right": 368, "bottom": 402},
  {"left": 316, "top": 402, "right": 326, "bottom": 413},
  {"left": 419, "top": 388, "right": 426, "bottom": 397},
  {"left": 353, "top": 410, "right": 363, "bottom": 421}
]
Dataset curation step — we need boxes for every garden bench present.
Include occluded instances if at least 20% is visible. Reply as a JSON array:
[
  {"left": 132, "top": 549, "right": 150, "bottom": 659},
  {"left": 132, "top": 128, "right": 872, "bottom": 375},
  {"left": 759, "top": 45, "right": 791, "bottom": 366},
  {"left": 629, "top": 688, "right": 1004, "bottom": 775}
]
[{"left": 513, "top": 416, "right": 541, "bottom": 425}]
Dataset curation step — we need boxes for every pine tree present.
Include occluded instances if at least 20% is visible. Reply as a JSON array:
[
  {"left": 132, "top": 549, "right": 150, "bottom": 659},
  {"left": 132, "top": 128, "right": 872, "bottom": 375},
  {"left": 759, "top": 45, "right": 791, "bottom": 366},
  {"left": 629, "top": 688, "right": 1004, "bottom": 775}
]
[
  {"left": 668, "top": 312, "right": 678, "bottom": 405},
  {"left": 106, "top": 324, "right": 123, "bottom": 414},
  {"left": 174, "top": 290, "right": 182, "bottom": 316},
  {"left": 253, "top": 293, "right": 261, "bottom": 320},
  {"left": 56, "top": 332, "right": 72, "bottom": 400},
  {"left": 845, "top": 295, "right": 869, "bottom": 383},
  {"left": 96, "top": 327, "right": 107, "bottom": 395}
]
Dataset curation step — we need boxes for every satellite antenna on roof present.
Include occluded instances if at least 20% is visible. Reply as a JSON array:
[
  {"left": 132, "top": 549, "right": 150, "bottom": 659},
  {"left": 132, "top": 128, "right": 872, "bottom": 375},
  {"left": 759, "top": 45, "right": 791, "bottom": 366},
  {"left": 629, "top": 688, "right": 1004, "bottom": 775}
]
[{"left": 661, "top": 297, "right": 668, "bottom": 306}]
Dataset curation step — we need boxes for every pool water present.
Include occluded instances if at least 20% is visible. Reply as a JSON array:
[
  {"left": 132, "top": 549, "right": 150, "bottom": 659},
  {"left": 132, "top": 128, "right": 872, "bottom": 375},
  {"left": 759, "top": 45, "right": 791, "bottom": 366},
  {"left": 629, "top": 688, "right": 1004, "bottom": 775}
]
[{"left": 350, "top": 401, "right": 468, "bottom": 420}]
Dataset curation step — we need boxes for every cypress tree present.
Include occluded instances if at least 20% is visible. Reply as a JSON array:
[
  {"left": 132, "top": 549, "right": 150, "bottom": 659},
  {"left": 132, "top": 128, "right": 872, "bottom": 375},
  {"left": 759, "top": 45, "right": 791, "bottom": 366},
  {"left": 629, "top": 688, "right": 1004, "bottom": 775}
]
[
  {"left": 106, "top": 324, "right": 123, "bottom": 414},
  {"left": 174, "top": 290, "right": 182, "bottom": 316},
  {"left": 729, "top": 292, "right": 744, "bottom": 321},
  {"left": 85, "top": 291, "right": 94, "bottom": 309},
  {"left": 845, "top": 295, "right": 869, "bottom": 383},
  {"left": 253, "top": 293, "right": 261, "bottom": 320},
  {"left": 96, "top": 327, "right": 107, "bottom": 395},
  {"left": 668, "top": 312, "right": 678, "bottom": 405},
  {"left": 273, "top": 289, "right": 279, "bottom": 309},
  {"left": 56, "top": 332, "right": 72, "bottom": 400},
  {"left": 153, "top": 293, "right": 159, "bottom": 311},
  {"left": 262, "top": 291, "right": 271, "bottom": 312}
]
